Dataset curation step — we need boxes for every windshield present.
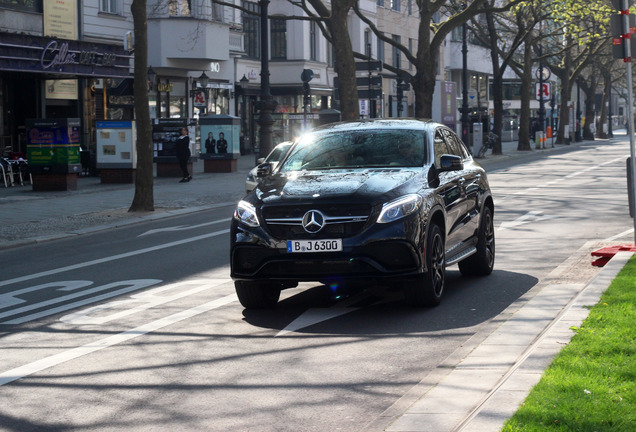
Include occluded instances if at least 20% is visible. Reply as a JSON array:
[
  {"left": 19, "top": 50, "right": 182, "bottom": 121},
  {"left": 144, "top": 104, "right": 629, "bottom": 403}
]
[
  {"left": 266, "top": 142, "right": 292, "bottom": 163},
  {"left": 279, "top": 129, "right": 428, "bottom": 172}
]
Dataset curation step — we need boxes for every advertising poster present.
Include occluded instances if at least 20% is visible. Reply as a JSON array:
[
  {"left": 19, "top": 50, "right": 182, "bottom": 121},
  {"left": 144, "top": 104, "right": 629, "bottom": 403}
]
[
  {"left": 152, "top": 119, "right": 189, "bottom": 158},
  {"left": 200, "top": 124, "right": 234, "bottom": 159},
  {"left": 26, "top": 118, "right": 80, "bottom": 166},
  {"left": 96, "top": 121, "right": 137, "bottom": 168}
]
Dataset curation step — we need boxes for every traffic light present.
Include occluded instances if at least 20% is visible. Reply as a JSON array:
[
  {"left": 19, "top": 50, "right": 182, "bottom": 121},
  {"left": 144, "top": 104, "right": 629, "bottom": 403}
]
[{"left": 611, "top": 0, "right": 636, "bottom": 61}]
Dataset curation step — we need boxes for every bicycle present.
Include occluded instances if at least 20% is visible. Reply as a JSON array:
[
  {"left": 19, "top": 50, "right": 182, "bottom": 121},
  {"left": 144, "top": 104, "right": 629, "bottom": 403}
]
[{"left": 476, "top": 132, "right": 498, "bottom": 159}]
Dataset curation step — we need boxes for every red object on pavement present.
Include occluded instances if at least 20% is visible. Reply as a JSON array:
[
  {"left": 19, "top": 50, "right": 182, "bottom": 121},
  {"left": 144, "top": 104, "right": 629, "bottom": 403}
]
[{"left": 591, "top": 244, "right": 636, "bottom": 267}]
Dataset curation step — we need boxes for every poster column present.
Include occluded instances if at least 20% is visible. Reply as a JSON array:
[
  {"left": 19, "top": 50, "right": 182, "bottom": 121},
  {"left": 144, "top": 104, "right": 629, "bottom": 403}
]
[{"left": 200, "top": 115, "right": 240, "bottom": 173}]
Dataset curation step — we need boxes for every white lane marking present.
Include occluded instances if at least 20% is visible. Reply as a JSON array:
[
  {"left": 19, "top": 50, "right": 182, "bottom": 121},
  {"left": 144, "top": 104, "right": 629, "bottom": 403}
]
[
  {"left": 497, "top": 210, "right": 557, "bottom": 231},
  {"left": 60, "top": 279, "right": 226, "bottom": 325},
  {"left": 0, "top": 292, "right": 238, "bottom": 387},
  {"left": 495, "top": 155, "right": 626, "bottom": 201},
  {"left": 1, "top": 280, "right": 162, "bottom": 325},
  {"left": 604, "top": 228, "right": 635, "bottom": 242},
  {"left": 276, "top": 286, "right": 393, "bottom": 337},
  {"left": 0, "top": 229, "right": 230, "bottom": 288},
  {"left": 138, "top": 218, "right": 231, "bottom": 237},
  {"left": 0, "top": 281, "right": 93, "bottom": 308}
]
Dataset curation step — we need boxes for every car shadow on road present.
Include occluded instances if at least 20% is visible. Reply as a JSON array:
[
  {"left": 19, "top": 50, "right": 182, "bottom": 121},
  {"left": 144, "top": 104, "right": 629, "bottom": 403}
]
[{"left": 241, "top": 269, "right": 538, "bottom": 334}]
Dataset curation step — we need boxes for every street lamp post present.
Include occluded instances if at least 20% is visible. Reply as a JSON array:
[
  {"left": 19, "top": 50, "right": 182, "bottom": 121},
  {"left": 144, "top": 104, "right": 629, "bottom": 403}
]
[
  {"left": 239, "top": 74, "right": 250, "bottom": 156},
  {"left": 460, "top": 20, "right": 470, "bottom": 150},
  {"left": 198, "top": 71, "right": 209, "bottom": 114},
  {"left": 576, "top": 76, "right": 582, "bottom": 142},
  {"left": 257, "top": 0, "right": 276, "bottom": 159}
]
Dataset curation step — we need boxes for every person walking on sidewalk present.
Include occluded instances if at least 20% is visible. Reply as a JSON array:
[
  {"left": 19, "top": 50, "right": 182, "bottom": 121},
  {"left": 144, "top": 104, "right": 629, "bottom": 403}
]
[{"left": 176, "top": 127, "right": 192, "bottom": 183}]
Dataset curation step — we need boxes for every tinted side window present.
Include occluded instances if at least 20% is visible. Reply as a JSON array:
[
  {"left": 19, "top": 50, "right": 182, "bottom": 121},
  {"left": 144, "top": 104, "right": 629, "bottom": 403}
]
[
  {"left": 434, "top": 129, "right": 450, "bottom": 166},
  {"left": 440, "top": 129, "right": 464, "bottom": 158}
]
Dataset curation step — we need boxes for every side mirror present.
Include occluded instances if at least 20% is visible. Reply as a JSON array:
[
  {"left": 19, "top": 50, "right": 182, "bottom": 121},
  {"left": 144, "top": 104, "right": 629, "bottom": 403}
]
[
  {"left": 439, "top": 154, "right": 463, "bottom": 172},
  {"left": 256, "top": 162, "right": 273, "bottom": 178}
]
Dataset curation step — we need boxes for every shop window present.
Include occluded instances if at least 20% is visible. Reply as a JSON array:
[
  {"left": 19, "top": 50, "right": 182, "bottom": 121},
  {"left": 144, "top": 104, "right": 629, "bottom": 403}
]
[
  {"left": 271, "top": 19, "right": 287, "bottom": 60},
  {"left": 0, "top": 0, "right": 42, "bottom": 12}
]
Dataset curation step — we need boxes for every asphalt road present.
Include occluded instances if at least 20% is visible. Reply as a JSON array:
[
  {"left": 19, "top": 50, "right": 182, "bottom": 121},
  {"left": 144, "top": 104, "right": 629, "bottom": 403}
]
[{"left": 0, "top": 138, "right": 632, "bottom": 431}]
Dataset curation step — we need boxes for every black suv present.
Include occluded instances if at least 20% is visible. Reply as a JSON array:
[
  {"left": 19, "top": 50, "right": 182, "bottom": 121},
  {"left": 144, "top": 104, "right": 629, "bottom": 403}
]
[{"left": 230, "top": 119, "right": 494, "bottom": 309}]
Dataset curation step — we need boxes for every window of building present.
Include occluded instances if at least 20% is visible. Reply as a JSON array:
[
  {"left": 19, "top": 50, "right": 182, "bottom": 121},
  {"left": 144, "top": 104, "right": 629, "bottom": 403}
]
[
  {"left": 451, "top": 26, "right": 463, "bottom": 42},
  {"left": 100, "top": 0, "right": 121, "bottom": 14},
  {"left": 408, "top": 0, "right": 412, "bottom": 15},
  {"left": 169, "top": 0, "right": 191, "bottom": 16},
  {"left": 242, "top": 1, "right": 260, "bottom": 59},
  {"left": 377, "top": 0, "right": 384, "bottom": 6},
  {"left": 377, "top": 35, "right": 384, "bottom": 62},
  {"left": 0, "top": 0, "right": 42, "bottom": 12},
  {"left": 391, "top": 0, "right": 400, "bottom": 12},
  {"left": 392, "top": 34, "right": 401, "bottom": 68},
  {"left": 271, "top": 19, "right": 287, "bottom": 60},
  {"left": 310, "top": 21, "right": 318, "bottom": 61},
  {"left": 408, "top": 38, "right": 413, "bottom": 70}
]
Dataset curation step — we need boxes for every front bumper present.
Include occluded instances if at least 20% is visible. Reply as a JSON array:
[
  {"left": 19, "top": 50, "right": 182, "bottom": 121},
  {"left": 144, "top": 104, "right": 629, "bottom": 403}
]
[{"left": 230, "top": 217, "right": 425, "bottom": 282}]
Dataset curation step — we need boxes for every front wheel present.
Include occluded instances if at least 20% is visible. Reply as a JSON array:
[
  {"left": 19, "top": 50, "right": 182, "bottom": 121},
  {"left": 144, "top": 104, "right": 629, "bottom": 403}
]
[
  {"left": 235, "top": 280, "right": 281, "bottom": 309},
  {"left": 404, "top": 223, "right": 446, "bottom": 307},
  {"left": 459, "top": 205, "right": 495, "bottom": 276}
]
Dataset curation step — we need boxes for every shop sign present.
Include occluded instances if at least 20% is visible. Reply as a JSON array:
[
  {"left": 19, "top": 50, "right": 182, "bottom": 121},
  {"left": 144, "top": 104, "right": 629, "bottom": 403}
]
[
  {"left": 157, "top": 82, "right": 174, "bottom": 92},
  {"left": 0, "top": 32, "right": 131, "bottom": 78}
]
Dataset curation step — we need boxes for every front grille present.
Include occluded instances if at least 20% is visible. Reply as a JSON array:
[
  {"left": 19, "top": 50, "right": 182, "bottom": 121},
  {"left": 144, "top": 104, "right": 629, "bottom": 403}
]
[{"left": 262, "top": 203, "right": 372, "bottom": 239}]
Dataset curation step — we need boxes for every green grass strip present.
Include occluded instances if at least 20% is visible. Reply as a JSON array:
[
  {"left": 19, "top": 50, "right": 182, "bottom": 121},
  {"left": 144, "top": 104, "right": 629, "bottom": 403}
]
[{"left": 502, "top": 255, "right": 636, "bottom": 432}]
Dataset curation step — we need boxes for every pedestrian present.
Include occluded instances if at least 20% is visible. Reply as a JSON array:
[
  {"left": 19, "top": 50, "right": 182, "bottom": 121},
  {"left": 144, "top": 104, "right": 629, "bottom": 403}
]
[
  {"left": 204, "top": 131, "right": 216, "bottom": 154},
  {"left": 176, "top": 127, "right": 191, "bottom": 183},
  {"left": 216, "top": 132, "right": 228, "bottom": 154}
]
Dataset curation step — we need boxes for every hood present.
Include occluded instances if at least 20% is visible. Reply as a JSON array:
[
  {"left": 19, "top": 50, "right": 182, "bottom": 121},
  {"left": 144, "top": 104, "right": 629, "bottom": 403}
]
[{"left": 255, "top": 168, "right": 423, "bottom": 203}]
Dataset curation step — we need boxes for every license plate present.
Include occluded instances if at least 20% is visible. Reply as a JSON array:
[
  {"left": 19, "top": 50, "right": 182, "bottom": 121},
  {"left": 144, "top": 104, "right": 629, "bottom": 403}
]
[{"left": 287, "top": 239, "right": 343, "bottom": 253}]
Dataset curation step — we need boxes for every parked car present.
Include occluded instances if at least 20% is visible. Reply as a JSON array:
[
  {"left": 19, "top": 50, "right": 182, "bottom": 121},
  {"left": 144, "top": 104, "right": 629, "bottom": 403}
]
[
  {"left": 245, "top": 141, "right": 293, "bottom": 193},
  {"left": 230, "top": 119, "right": 495, "bottom": 309}
]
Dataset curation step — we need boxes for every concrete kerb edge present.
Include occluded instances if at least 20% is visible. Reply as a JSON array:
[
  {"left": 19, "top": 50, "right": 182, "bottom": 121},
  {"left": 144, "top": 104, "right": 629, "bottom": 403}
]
[
  {"left": 453, "top": 250, "right": 634, "bottom": 431},
  {"left": 361, "top": 242, "right": 632, "bottom": 432}
]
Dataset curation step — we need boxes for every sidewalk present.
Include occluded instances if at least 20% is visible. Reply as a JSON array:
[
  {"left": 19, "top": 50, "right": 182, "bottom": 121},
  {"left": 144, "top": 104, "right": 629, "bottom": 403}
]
[{"left": 1, "top": 133, "right": 631, "bottom": 431}]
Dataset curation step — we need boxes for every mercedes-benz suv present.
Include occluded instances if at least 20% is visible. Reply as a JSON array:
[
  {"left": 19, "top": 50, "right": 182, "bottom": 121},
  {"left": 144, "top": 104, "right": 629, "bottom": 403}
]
[{"left": 230, "top": 119, "right": 495, "bottom": 309}]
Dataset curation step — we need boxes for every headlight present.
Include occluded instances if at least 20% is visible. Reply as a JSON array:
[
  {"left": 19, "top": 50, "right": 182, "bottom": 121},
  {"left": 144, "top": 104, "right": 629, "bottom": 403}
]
[
  {"left": 234, "top": 200, "right": 260, "bottom": 227},
  {"left": 377, "top": 194, "right": 422, "bottom": 223},
  {"left": 246, "top": 173, "right": 255, "bottom": 182}
]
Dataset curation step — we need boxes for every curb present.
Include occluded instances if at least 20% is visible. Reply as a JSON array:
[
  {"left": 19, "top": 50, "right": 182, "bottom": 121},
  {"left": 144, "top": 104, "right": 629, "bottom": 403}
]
[{"left": 362, "top": 243, "right": 631, "bottom": 432}]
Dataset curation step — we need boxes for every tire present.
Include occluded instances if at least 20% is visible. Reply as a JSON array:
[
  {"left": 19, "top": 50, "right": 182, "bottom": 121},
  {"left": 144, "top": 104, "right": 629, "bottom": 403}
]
[
  {"left": 404, "top": 223, "right": 446, "bottom": 307},
  {"left": 234, "top": 280, "right": 281, "bottom": 309},
  {"left": 476, "top": 144, "right": 487, "bottom": 159},
  {"left": 458, "top": 205, "right": 495, "bottom": 276}
]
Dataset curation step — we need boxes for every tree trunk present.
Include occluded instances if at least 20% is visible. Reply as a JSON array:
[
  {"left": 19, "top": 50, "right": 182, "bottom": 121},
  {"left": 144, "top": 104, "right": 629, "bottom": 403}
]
[
  {"left": 327, "top": 1, "right": 358, "bottom": 121},
  {"left": 129, "top": 0, "right": 154, "bottom": 212},
  {"left": 486, "top": 8, "right": 502, "bottom": 155},
  {"left": 597, "top": 71, "right": 610, "bottom": 139},
  {"left": 583, "top": 87, "right": 596, "bottom": 141},
  {"left": 413, "top": 13, "right": 435, "bottom": 119},
  {"left": 518, "top": 41, "right": 533, "bottom": 151}
]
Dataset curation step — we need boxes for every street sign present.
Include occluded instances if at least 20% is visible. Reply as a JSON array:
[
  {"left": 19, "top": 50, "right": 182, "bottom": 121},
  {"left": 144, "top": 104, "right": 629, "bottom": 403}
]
[
  {"left": 333, "top": 76, "right": 383, "bottom": 88},
  {"left": 357, "top": 88, "right": 383, "bottom": 99},
  {"left": 193, "top": 90, "right": 206, "bottom": 107},
  {"left": 355, "top": 60, "right": 383, "bottom": 72},
  {"left": 535, "top": 82, "right": 551, "bottom": 101}
]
